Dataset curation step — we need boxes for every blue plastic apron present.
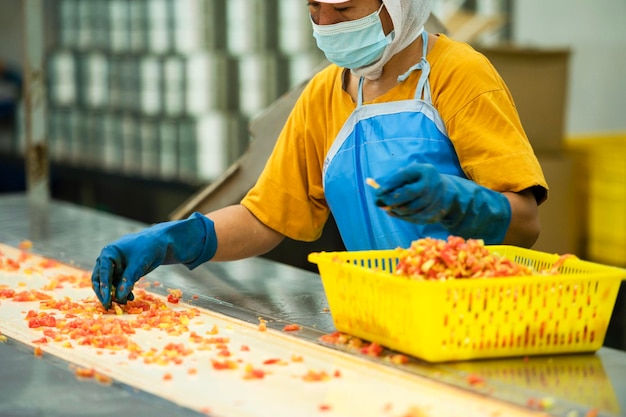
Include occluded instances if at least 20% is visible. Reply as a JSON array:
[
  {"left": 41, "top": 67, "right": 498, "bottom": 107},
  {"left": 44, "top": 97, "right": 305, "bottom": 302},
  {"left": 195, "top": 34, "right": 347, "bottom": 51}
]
[{"left": 323, "top": 31, "right": 467, "bottom": 251}]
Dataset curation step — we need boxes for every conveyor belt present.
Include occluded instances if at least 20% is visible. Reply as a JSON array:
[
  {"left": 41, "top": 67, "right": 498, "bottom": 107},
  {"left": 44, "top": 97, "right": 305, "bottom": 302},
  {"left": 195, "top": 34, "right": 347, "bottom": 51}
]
[{"left": 0, "top": 244, "right": 546, "bottom": 417}]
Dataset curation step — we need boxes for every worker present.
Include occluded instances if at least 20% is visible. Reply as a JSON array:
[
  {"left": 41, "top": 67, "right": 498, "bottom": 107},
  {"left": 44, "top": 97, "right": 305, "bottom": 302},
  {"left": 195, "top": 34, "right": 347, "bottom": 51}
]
[{"left": 91, "top": 0, "right": 548, "bottom": 309}]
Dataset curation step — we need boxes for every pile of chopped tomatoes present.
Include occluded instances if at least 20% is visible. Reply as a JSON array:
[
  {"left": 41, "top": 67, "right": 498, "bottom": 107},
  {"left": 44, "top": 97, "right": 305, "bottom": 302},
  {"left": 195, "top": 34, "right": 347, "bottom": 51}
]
[
  {"left": 1, "top": 245, "right": 343, "bottom": 387},
  {"left": 394, "top": 236, "right": 571, "bottom": 281}
]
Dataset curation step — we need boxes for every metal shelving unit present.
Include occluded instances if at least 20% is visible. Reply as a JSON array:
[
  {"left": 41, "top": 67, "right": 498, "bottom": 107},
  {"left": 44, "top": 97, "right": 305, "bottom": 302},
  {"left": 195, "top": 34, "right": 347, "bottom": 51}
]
[
  {"left": 3, "top": 0, "right": 327, "bottom": 223},
  {"left": 41, "top": 0, "right": 325, "bottom": 185}
]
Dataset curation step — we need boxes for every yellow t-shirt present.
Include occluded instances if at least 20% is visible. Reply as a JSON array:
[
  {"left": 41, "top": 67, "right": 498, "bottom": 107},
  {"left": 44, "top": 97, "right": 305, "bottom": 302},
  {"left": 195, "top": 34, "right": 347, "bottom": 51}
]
[{"left": 241, "top": 34, "right": 548, "bottom": 242}]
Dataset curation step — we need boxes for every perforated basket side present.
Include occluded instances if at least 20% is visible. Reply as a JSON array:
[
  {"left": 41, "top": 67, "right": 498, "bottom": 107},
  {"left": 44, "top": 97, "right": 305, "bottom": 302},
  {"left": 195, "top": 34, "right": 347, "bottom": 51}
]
[
  {"left": 424, "top": 275, "right": 621, "bottom": 361},
  {"left": 311, "top": 252, "right": 432, "bottom": 351}
]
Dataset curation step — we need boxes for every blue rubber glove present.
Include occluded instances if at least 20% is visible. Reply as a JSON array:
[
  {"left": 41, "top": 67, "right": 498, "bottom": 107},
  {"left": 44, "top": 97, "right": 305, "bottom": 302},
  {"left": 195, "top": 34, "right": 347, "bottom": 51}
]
[
  {"left": 372, "top": 162, "right": 511, "bottom": 244},
  {"left": 91, "top": 212, "right": 217, "bottom": 309}
]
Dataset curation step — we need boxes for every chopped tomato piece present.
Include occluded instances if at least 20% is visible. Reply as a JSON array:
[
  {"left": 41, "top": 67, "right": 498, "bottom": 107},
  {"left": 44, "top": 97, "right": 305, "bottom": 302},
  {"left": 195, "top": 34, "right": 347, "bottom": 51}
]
[
  {"left": 302, "top": 370, "right": 330, "bottom": 382},
  {"left": 0, "top": 288, "right": 15, "bottom": 298},
  {"left": 262, "top": 358, "right": 283, "bottom": 365},
  {"left": 211, "top": 359, "right": 238, "bottom": 370},
  {"left": 360, "top": 342, "right": 384, "bottom": 357},
  {"left": 389, "top": 354, "right": 409, "bottom": 365},
  {"left": 466, "top": 373, "right": 486, "bottom": 386},
  {"left": 28, "top": 313, "right": 57, "bottom": 328},
  {"left": 18, "top": 240, "right": 33, "bottom": 250},
  {"left": 166, "top": 288, "right": 183, "bottom": 303},
  {"left": 217, "top": 349, "right": 231, "bottom": 357},
  {"left": 75, "top": 367, "right": 96, "bottom": 378},
  {"left": 243, "top": 364, "right": 266, "bottom": 380},
  {"left": 13, "top": 290, "right": 53, "bottom": 302},
  {"left": 95, "top": 372, "right": 113, "bottom": 385},
  {"left": 39, "top": 259, "right": 58, "bottom": 269}
]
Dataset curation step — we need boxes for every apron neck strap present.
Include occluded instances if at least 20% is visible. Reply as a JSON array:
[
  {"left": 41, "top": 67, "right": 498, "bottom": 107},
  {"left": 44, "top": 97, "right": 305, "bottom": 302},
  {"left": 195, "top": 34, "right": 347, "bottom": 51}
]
[
  {"left": 357, "top": 31, "right": 432, "bottom": 106},
  {"left": 357, "top": 76, "right": 366, "bottom": 106},
  {"left": 397, "top": 30, "right": 432, "bottom": 102}
]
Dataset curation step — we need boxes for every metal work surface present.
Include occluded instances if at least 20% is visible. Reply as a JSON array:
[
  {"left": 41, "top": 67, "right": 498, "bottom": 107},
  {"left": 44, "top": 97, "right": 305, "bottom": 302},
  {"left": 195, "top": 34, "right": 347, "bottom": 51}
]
[{"left": 1, "top": 193, "right": 625, "bottom": 417}]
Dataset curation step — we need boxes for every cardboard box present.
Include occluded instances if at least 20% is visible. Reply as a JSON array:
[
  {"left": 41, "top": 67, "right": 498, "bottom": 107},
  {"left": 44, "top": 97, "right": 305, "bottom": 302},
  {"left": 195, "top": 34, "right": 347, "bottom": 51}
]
[
  {"left": 444, "top": 10, "right": 505, "bottom": 44},
  {"left": 477, "top": 46, "right": 570, "bottom": 153},
  {"left": 532, "top": 153, "right": 583, "bottom": 256}
]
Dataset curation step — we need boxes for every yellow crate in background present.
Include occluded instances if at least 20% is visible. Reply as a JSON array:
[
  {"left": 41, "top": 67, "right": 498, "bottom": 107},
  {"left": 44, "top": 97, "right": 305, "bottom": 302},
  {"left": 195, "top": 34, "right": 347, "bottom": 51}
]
[
  {"left": 309, "top": 246, "right": 626, "bottom": 363},
  {"left": 567, "top": 134, "right": 626, "bottom": 267}
]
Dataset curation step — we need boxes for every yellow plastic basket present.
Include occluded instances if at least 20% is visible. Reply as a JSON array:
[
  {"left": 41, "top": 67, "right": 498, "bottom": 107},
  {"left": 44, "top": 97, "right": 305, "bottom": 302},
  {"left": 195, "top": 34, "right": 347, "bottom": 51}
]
[{"left": 308, "top": 246, "right": 626, "bottom": 363}]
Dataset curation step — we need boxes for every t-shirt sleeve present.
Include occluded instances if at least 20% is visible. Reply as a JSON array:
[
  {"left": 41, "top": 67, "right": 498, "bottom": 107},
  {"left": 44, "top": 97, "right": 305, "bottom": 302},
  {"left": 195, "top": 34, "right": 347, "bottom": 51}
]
[
  {"left": 430, "top": 37, "right": 549, "bottom": 204},
  {"left": 241, "top": 68, "right": 342, "bottom": 242}
]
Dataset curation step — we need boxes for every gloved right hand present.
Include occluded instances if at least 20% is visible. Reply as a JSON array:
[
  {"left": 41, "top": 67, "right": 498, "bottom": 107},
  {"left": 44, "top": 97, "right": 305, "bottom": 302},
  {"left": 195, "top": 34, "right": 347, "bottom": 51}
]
[
  {"left": 371, "top": 162, "right": 511, "bottom": 244},
  {"left": 91, "top": 212, "right": 217, "bottom": 310}
]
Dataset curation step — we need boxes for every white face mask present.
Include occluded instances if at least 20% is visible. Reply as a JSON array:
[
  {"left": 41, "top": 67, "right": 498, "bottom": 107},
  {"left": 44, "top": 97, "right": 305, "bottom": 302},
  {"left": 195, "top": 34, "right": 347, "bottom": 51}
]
[{"left": 311, "top": 4, "right": 394, "bottom": 69}]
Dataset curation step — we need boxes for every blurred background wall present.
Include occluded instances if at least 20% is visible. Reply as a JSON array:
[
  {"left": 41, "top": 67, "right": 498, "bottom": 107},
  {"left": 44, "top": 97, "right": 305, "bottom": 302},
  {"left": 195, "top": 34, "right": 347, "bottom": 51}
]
[{"left": 514, "top": 0, "right": 626, "bottom": 135}]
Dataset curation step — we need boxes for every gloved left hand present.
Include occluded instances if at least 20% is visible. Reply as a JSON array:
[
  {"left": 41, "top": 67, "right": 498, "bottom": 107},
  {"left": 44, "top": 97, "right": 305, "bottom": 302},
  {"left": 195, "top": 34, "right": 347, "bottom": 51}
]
[
  {"left": 91, "top": 212, "right": 217, "bottom": 310},
  {"left": 371, "top": 162, "right": 511, "bottom": 244}
]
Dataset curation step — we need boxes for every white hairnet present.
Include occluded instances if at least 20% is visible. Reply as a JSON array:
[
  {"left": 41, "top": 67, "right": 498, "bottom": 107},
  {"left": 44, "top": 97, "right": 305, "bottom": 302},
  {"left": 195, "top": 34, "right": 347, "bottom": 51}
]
[{"left": 352, "top": 0, "right": 434, "bottom": 80}]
